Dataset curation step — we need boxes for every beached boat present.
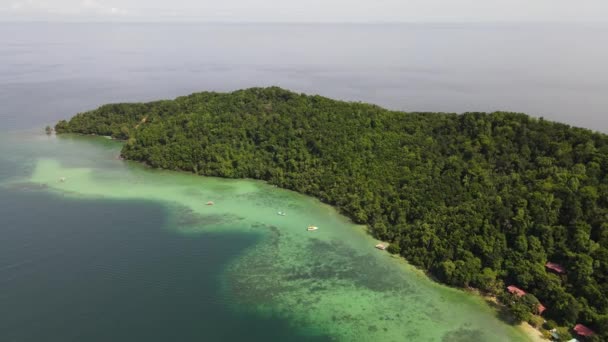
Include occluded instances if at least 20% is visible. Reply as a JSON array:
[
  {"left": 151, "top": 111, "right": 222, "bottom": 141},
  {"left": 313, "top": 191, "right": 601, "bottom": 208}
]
[
  {"left": 307, "top": 226, "right": 319, "bottom": 231},
  {"left": 375, "top": 243, "right": 387, "bottom": 250}
]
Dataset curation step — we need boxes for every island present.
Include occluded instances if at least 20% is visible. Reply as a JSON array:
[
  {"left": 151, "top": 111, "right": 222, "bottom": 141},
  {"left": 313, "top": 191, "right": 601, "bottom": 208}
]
[{"left": 55, "top": 87, "right": 607, "bottom": 341}]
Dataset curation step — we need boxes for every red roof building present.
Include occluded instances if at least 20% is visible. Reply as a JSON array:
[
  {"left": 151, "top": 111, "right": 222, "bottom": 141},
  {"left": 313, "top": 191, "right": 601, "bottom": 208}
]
[
  {"left": 537, "top": 303, "right": 546, "bottom": 315},
  {"left": 545, "top": 262, "right": 566, "bottom": 274},
  {"left": 573, "top": 324, "right": 595, "bottom": 337},
  {"left": 507, "top": 285, "right": 526, "bottom": 297},
  {"left": 507, "top": 286, "right": 547, "bottom": 315}
]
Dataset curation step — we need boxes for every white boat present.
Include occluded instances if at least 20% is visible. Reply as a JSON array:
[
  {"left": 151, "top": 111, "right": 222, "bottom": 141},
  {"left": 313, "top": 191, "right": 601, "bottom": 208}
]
[
  {"left": 307, "top": 226, "right": 319, "bottom": 231},
  {"left": 59, "top": 177, "right": 66, "bottom": 183},
  {"left": 375, "top": 243, "right": 387, "bottom": 250},
  {"left": 277, "top": 211, "right": 286, "bottom": 216}
]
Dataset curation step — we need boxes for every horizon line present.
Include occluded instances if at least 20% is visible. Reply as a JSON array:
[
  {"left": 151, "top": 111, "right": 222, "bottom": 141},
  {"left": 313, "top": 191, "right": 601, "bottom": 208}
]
[{"left": 2, "top": 19, "right": 607, "bottom": 25}]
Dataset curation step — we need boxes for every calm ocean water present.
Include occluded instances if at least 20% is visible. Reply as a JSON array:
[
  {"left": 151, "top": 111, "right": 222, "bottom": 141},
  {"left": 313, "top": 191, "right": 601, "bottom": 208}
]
[
  {"left": 0, "top": 189, "right": 335, "bottom": 341},
  {"left": 1, "top": 22, "right": 607, "bottom": 132}
]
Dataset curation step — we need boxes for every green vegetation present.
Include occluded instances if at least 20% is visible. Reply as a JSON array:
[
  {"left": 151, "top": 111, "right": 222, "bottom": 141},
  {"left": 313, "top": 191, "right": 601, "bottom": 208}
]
[{"left": 56, "top": 87, "right": 608, "bottom": 339}]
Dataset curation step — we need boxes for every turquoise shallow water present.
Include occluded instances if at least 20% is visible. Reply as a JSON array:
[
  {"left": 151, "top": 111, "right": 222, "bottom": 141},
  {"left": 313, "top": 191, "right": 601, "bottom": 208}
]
[{"left": 0, "top": 131, "right": 530, "bottom": 341}]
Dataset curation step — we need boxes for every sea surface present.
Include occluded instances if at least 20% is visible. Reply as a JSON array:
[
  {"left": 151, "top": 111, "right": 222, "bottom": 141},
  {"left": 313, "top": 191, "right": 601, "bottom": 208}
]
[
  {"left": 1, "top": 22, "right": 606, "bottom": 342},
  {"left": 1, "top": 22, "right": 607, "bottom": 132}
]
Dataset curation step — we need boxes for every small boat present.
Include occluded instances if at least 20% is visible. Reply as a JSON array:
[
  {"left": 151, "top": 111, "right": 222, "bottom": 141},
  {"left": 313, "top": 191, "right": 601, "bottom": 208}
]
[
  {"left": 375, "top": 243, "right": 387, "bottom": 250},
  {"left": 307, "top": 226, "right": 319, "bottom": 231},
  {"left": 59, "top": 177, "right": 66, "bottom": 183},
  {"left": 206, "top": 201, "right": 214, "bottom": 206},
  {"left": 277, "top": 211, "right": 286, "bottom": 216}
]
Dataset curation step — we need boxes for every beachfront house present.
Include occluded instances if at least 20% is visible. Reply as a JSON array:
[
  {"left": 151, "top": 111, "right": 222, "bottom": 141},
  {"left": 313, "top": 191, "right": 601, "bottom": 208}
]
[
  {"left": 507, "top": 285, "right": 526, "bottom": 297},
  {"left": 573, "top": 324, "right": 595, "bottom": 338},
  {"left": 545, "top": 261, "right": 566, "bottom": 274},
  {"left": 536, "top": 303, "right": 546, "bottom": 315},
  {"left": 506, "top": 285, "right": 547, "bottom": 315}
]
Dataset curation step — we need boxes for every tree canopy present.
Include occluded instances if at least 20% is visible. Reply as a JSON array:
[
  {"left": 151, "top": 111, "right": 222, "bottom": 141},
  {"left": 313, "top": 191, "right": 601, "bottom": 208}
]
[{"left": 56, "top": 87, "right": 608, "bottom": 339}]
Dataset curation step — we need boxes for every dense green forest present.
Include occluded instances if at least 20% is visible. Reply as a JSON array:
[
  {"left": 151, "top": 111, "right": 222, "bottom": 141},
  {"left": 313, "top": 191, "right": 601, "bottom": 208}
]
[{"left": 56, "top": 87, "right": 608, "bottom": 340}]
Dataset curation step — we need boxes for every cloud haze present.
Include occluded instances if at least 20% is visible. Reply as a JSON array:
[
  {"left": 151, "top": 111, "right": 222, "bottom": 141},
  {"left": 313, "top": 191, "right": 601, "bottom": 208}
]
[{"left": 1, "top": 0, "right": 607, "bottom": 22}]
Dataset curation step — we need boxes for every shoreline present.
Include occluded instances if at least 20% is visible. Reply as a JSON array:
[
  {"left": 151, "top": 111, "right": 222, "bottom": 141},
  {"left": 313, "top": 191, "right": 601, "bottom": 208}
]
[
  {"left": 55, "top": 132, "right": 542, "bottom": 341},
  {"left": 520, "top": 323, "right": 547, "bottom": 342},
  {"left": 463, "top": 288, "right": 547, "bottom": 342},
  {"left": 21, "top": 153, "right": 532, "bottom": 341}
]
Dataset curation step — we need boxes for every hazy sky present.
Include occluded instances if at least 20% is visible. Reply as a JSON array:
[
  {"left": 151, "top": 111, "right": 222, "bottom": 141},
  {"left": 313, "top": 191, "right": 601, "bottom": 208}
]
[{"left": 1, "top": 0, "right": 608, "bottom": 22}]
